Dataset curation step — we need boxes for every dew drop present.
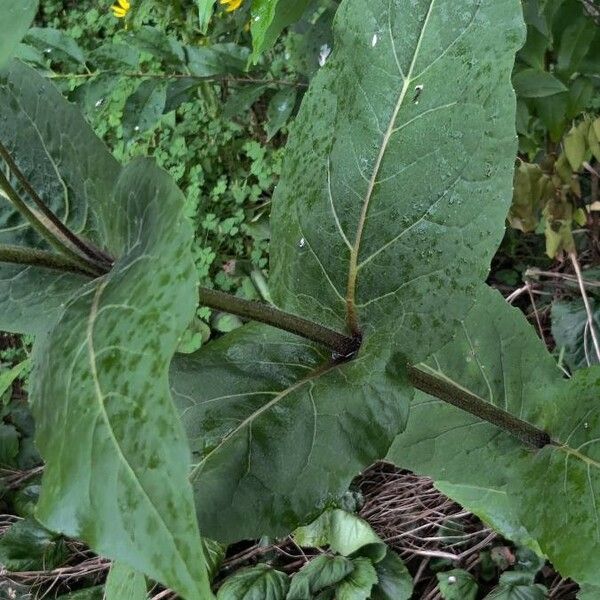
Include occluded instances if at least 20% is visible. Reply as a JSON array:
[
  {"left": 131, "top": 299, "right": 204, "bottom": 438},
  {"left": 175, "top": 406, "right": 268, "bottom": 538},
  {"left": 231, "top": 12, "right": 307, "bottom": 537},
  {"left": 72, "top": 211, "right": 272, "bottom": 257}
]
[
  {"left": 371, "top": 34, "right": 378, "bottom": 47},
  {"left": 298, "top": 237, "right": 306, "bottom": 249}
]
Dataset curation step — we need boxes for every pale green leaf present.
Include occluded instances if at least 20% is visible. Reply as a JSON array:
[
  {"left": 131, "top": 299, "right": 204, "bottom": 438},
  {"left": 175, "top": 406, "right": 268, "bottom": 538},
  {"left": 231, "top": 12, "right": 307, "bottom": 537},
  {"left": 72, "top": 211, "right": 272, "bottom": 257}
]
[
  {"left": 483, "top": 572, "right": 547, "bottom": 600},
  {"left": 31, "top": 159, "right": 212, "bottom": 599},
  {"left": 104, "top": 562, "right": 146, "bottom": 600},
  {"left": 293, "top": 509, "right": 386, "bottom": 562},
  {"left": 172, "top": 324, "right": 410, "bottom": 542},
  {"left": 0, "top": 0, "right": 37, "bottom": 69},
  {"left": 217, "top": 564, "right": 289, "bottom": 600},
  {"left": 197, "top": 0, "right": 217, "bottom": 34},
  {"left": 270, "top": 0, "right": 525, "bottom": 363}
]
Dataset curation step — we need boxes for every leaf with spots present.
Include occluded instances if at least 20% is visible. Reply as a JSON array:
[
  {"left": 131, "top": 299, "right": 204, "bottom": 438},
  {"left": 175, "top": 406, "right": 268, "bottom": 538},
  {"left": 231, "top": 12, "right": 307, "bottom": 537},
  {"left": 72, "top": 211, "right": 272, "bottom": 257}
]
[
  {"left": 388, "top": 285, "right": 600, "bottom": 587},
  {"left": 31, "top": 159, "right": 213, "bottom": 599},
  {"left": 270, "top": 0, "right": 525, "bottom": 362},
  {"left": 0, "top": 61, "right": 120, "bottom": 334}
]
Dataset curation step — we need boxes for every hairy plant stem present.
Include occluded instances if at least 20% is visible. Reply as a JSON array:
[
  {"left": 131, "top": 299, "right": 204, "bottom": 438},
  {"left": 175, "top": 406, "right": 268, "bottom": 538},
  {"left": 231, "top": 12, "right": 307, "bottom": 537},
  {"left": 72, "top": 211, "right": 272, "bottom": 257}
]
[
  {"left": 0, "top": 141, "right": 113, "bottom": 268},
  {"left": 199, "top": 290, "right": 552, "bottom": 448},
  {"left": 199, "top": 287, "right": 361, "bottom": 358},
  {"left": 406, "top": 365, "right": 552, "bottom": 449},
  {"left": 0, "top": 169, "right": 102, "bottom": 277},
  {"left": 0, "top": 244, "right": 91, "bottom": 275}
]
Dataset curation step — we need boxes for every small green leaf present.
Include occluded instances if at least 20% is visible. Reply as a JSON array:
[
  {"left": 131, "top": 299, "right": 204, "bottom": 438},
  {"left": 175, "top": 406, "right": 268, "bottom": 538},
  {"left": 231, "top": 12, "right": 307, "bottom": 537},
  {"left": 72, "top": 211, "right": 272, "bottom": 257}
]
[
  {"left": 437, "top": 569, "right": 478, "bottom": 600},
  {"left": 557, "top": 17, "right": 596, "bottom": 74},
  {"left": 217, "top": 564, "right": 289, "bottom": 600},
  {"left": 197, "top": 0, "right": 217, "bottom": 33},
  {"left": 512, "top": 69, "right": 568, "bottom": 98},
  {"left": 223, "top": 84, "right": 268, "bottom": 119},
  {"left": 564, "top": 122, "right": 590, "bottom": 170},
  {"left": 265, "top": 88, "right": 297, "bottom": 140},
  {"left": 0, "top": 0, "right": 38, "bottom": 69},
  {"left": 483, "top": 572, "right": 548, "bottom": 599},
  {"left": 371, "top": 550, "right": 413, "bottom": 600},
  {"left": 336, "top": 557, "right": 378, "bottom": 600},
  {"left": 287, "top": 555, "right": 355, "bottom": 599},
  {"left": 0, "top": 359, "right": 30, "bottom": 402},
  {"left": 0, "top": 518, "right": 68, "bottom": 572},
  {"left": 104, "top": 563, "right": 146, "bottom": 600},
  {"left": 25, "top": 27, "right": 86, "bottom": 64},
  {"left": 122, "top": 79, "right": 167, "bottom": 139}
]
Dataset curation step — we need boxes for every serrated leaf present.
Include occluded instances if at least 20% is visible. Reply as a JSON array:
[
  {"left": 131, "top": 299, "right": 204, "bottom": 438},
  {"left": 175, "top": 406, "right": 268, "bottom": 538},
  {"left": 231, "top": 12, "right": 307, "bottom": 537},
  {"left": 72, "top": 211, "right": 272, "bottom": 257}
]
[
  {"left": 122, "top": 79, "right": 167, "bottom": 139},
  {"left": 512, "top": 69, "right": 568, "bottom": 97},
  {"left": 265, "top": 88, "right": 297, "bottom": 140},
  {"left": 0, "top": 61, "right": 118, "bottom": 335},
  {"left": 287, "top": 555, "right": 355, "bottom": 599},
  {"left": 293, "top": 509, "right": 386, "bottom": 562},
  {"left": 25, "top": 27, "right": 86, "bottom": 64},
  {"left": 217, "top": 564, "right": 289, "bottom": 600},
  {"left": 437, "top": 569, "right": 478, "bottom": 600},
  {"left": 31, "top": 158, "right": 212, "bottom": 599},
  {"left": 0, "top": 0, "right": 38, "bottom": 69},
  {"left": 104, "top": 563, "right": 147, "bottom": 600},
  {"left": 172, "top": 323, "right": 410, "bottom": 542},
  {"left": 388, "top": 285, "right": 600, "bottom": 587},
  {"left": 270, "top": 0, "right": 525, "bottom": 364},
  {"left": 483, "top": 572, "right": 547, "bottom": 600}
]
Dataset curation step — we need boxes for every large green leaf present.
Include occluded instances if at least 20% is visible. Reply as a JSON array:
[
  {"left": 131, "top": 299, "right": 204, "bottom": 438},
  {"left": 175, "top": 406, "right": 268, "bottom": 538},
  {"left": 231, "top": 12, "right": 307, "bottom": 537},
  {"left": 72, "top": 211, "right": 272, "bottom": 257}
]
[
  {"left": 388, "top": 285, "right": 600, "bottom": 586},
  {"left": 0, "top": 61, "right": 119, "bottom": 334},
  {"left": 31, "top": 159, "right": 212, "bottom": 599},
  {"left": 270, "top": 0, "right": 525, "bottom": 363},
  {"left": 0, "top": 0, "right": 37, "bottom": 69},
  {"left": 171, "top": 323, "right": 410, "bottom": 542}
]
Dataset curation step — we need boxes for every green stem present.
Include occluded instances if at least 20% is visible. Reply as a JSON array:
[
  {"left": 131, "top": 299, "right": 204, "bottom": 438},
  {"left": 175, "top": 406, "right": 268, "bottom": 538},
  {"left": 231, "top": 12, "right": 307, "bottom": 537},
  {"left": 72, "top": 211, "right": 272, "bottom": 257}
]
[
  {"left": 0, "top": 141, "right": 113, "bottom": 268},
  {"left": 406, "top": 365, "right": 553, "bottom": 449},
  {"left": 0, "top": 168, "right": 102, "bottom": 277},
  {"left": 0, "top": 244, "right": 92, "bottom": 275},
  {"left": 200, "top": 287, "right": 361, "bottom": 358}
]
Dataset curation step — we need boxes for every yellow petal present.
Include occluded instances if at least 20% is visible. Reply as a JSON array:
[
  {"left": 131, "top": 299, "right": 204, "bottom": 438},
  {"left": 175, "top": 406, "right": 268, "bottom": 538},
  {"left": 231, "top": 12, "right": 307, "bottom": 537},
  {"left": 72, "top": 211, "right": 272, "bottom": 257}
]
[
  {"left": 226, "top": 0, "right": 242, "bottom": 10},
  {"left": 117, "top": 0, "right": 130, "bottom": 9},
  {"left": 112, "top": 5, "right": 127, "bottom": 17}
]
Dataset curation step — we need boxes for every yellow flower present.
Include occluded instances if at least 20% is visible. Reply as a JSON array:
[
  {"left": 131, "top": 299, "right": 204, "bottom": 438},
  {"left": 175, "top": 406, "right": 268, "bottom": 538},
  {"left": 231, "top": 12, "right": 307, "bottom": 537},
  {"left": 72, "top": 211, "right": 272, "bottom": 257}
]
[
  {"left": 111, "top": 0, "right": 131, "bottom": 18},
  {"left": 220, "top": 0, "right": 243, "bottom": 12}
]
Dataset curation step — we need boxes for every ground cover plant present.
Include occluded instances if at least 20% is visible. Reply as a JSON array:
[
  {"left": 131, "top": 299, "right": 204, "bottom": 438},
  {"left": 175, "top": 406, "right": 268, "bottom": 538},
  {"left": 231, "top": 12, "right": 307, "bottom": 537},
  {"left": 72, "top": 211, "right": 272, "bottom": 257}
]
[{"left": 2, "top": 0, "right": 600, "bottom": 598}]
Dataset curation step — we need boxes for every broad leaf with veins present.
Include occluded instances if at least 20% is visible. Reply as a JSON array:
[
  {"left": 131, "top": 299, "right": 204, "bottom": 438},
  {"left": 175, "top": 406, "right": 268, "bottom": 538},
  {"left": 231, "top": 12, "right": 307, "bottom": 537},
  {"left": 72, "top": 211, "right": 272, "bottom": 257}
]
[
  {"left": 388, "top": 285, "right": 600, "bottom": 586},
  {"left": 179, "top": 0, "right": 525, "bottom": 543},
  {"left": 172, "top": 325, "right": 409, "bottom": 542},
  {"left": 271, "top": 0, "right": 524, "bottom": 361},
  {"left": 31, "top": 158, "right": 212, "bottom": 599},
  {"left": 0, "top": 0, "right": 37, "bottom": 69}
]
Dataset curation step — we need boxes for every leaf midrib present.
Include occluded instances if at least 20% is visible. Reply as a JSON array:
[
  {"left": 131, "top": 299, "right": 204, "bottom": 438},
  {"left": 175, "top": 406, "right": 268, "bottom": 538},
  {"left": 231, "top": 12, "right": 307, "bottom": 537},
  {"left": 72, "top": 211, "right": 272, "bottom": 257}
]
[{"left": 345, "top": 0, "right": 437, "bottom": 333}]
